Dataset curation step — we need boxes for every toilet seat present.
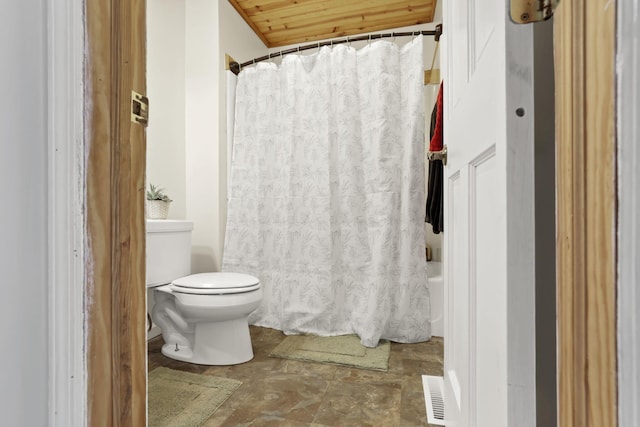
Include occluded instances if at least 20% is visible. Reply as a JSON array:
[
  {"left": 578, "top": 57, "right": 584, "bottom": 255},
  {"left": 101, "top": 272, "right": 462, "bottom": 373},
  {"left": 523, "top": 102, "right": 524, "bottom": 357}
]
[{"left": 170, "top": 272, "right": 260, "bottom": 295}]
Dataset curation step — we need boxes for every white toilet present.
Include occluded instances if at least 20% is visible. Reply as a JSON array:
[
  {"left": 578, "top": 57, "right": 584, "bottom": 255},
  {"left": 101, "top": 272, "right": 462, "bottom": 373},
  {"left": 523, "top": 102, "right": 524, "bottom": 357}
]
[{"left": 146, "top": 219, "right": 262, "bottom": 365}]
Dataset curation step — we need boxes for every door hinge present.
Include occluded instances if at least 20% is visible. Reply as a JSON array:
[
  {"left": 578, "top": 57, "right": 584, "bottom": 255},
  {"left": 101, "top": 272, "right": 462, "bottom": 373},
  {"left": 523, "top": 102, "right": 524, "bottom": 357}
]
[
  {"left": 510, "top": 0, "right": 559, "bottom": 24},
  {"left": 131, "top": 91, "right": 149, "bottom": 127}
]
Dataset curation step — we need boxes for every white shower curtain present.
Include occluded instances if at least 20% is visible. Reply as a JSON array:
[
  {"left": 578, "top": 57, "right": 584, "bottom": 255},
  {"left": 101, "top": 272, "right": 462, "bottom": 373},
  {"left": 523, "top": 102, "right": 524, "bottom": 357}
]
[{"left": 223, "top": 36, "right": 430, "bottom": 347}]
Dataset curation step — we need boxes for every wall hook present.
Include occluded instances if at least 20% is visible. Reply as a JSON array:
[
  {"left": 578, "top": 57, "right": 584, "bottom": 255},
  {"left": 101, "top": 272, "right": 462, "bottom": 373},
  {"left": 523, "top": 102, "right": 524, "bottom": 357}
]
[{"left": 427, "top": 145, "right": 448, "bottom": 166}]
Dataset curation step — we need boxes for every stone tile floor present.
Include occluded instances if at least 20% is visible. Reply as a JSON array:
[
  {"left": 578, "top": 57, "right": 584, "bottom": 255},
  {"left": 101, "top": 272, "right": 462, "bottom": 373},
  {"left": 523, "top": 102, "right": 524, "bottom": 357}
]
[{"left": 148, "top": 326, "right": 444, "bottom": 427}]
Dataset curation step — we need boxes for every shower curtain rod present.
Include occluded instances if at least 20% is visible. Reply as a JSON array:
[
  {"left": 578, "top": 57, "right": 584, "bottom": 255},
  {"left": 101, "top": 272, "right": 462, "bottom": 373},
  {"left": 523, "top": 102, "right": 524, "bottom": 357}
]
[{"left": 229, "top": 24, "right": 442, "bottom": 75}]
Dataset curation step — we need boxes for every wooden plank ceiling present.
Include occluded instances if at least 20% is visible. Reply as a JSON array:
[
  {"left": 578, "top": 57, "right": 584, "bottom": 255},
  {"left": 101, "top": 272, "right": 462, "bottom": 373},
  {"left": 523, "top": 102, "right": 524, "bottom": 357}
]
[{"left": 228, "top": 0, "right": 436, "bottom": 48}]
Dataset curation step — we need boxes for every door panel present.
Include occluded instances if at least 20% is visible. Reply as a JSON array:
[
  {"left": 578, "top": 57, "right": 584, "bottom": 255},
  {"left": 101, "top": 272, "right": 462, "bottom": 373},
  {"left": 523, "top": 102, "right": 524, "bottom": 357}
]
[
  {"left": 470, "top": 148, "right": 506, "bottom": 426},
  {"left": 443, "top": 0, "right": 536, "bottom": 426},
  {"left": 472, "top": 2, "right": 496, "bottom": 67},
  {"left": 445, "top": 171, "right": 467, "bottom": 417},
  {"left": 449, "top": 0, "right": 468, "bottom": 109}
]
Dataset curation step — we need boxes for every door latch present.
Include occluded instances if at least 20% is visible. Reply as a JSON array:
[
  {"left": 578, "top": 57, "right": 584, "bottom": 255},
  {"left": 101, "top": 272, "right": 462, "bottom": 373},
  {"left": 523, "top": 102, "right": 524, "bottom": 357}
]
[
  {"left": 510, "top": 0, "right": 559, "bottom": 24},
  {"left": 131, "top": 90, "right": 149, "bottom": 127}
]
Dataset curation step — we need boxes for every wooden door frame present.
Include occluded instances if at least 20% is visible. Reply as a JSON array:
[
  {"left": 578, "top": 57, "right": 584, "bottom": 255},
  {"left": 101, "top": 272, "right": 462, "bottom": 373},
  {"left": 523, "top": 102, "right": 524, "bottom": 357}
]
[
  {"left": 85, "top": 0, "right": 147, "bottom": 425},
  {"left": 555, "top": 0, "right": 617, "bottom": 426}
]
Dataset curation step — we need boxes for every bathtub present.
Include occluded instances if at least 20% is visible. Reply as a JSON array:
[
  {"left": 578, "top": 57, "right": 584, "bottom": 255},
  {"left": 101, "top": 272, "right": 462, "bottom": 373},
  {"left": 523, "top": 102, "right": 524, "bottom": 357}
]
[{"left": 426, "top": 261, "right": 444, "bottom": 337}]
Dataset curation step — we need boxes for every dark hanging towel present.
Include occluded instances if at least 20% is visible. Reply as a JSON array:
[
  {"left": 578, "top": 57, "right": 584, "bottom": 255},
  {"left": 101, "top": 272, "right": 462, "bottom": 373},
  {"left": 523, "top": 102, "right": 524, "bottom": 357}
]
[{"left": 425, "top": 82, "right": 444, "bottom": 233}]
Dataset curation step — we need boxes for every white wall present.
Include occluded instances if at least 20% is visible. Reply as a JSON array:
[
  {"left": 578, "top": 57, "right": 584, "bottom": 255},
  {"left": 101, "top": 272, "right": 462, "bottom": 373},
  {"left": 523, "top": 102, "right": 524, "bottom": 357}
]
[
  {"left": 146, "top": 0, "right": 265, "bottom": 272},
  {"left": 617, "top": 0, "right": 640, "bottom": 424},
  {"left": 0, "top": 0, "right": 49, "bottom": 424},
  {"left": 147, "top": 0, "right": 187, "bottom": 219},
  {"left": 184, "top": 0, "right": 220, "bottom": 272},
  {"left": 182, "top": 0, "right": 267, "bottom": 272}
]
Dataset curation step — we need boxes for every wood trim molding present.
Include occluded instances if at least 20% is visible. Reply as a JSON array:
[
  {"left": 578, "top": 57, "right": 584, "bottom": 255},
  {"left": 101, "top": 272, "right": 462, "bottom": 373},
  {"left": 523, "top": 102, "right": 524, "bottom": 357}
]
[
  {"left": 85, "top": 0, "right": 114, "bottom": 422},
  {"left": 86, "top": 0, "right": 147, "bottom": 425},
  {"left": 555, "top": 1, "right": 617, "bottom": 426}
]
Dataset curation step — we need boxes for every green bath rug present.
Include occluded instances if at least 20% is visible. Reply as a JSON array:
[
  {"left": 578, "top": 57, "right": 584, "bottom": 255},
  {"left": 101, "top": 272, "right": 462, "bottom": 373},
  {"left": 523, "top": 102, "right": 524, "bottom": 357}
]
[
  {"left": 268, "top": 334, "right": 390, "bottom": 371},
  {"left": 148, "top": 367, "right": 241, "bottom": 427}
]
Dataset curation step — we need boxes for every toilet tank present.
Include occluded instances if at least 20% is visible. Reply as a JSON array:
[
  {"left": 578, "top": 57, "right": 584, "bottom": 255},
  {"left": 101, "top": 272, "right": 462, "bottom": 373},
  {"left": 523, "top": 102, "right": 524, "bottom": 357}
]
[{"left": 146, "top": 220, "right": 193, "bottom": 287}]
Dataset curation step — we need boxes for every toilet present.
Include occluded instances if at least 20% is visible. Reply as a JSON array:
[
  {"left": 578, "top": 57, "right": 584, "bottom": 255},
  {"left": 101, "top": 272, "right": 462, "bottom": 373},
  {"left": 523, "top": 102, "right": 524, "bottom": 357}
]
[{"left": 146, "top": 219, "right": 262, "bottom": 365}]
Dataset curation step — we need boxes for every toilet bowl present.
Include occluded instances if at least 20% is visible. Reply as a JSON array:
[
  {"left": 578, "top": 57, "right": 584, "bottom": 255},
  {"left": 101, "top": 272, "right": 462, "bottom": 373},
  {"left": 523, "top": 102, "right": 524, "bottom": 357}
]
[
  {"left": 146, "top": 219, "right": 262, "bottom": 365},
  {"left": 152, "top": 272, "right": 262, "bottom": 365}
]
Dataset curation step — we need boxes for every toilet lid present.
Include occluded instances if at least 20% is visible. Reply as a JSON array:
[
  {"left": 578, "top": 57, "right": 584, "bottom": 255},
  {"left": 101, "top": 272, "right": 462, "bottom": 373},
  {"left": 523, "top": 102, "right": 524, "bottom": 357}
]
[{"left": 170, "top": 272, "right": 260, "bottom": 295}]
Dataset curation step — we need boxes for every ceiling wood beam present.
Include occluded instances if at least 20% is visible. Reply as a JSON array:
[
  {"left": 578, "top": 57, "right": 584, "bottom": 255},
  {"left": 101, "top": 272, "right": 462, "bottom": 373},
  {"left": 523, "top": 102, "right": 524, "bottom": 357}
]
[{"left": 228, "top": 0, "right": 436, "bottom": 48}]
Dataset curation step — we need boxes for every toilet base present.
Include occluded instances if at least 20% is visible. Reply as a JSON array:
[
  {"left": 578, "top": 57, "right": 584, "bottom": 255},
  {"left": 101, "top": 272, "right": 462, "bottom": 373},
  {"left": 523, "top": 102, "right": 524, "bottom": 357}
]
[{"left": 160, "top": 316, "right": 254, "bottom": 365}]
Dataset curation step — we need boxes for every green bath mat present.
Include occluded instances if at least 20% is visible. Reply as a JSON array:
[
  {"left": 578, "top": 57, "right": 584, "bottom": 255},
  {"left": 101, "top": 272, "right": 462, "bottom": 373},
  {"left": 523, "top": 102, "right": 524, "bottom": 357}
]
[
  {"left": 148, "top": 367, "right": 241, "bottom": 427},
  {"left": 268, "top": 334, "right": 390, "bottom": 371}
]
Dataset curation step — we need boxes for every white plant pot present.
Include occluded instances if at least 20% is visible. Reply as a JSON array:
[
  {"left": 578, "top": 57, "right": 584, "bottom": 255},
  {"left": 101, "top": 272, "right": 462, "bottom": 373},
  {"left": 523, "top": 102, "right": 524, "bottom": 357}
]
[{"left": 147, "top": 200, "right": 171, "bottom": 219}]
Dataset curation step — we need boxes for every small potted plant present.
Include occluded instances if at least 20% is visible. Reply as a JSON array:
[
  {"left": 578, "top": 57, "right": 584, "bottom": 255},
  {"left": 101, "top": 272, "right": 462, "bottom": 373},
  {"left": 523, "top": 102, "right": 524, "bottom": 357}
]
[{"left": 146, "top": 184, "right": 172, "bottom": 219}]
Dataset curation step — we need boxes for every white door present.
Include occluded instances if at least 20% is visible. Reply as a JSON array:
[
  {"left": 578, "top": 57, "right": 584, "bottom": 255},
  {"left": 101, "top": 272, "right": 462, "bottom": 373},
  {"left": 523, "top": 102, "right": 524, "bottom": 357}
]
[{"left": 442, "top": 1, "right": 536, "bottom": 426}]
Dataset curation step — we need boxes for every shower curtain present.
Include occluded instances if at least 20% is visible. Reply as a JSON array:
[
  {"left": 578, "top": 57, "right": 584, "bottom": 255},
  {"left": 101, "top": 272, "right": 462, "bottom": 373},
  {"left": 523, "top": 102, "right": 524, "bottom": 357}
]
[{"left": 223, "top": 36, "right": 430, "bottom": 347}]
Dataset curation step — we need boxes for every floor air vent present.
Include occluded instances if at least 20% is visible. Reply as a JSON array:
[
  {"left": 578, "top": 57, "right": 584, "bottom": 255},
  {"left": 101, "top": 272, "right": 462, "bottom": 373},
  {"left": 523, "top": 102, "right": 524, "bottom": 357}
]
[{"left": 422, "top": 375, "right": 446, "bottom": 425}]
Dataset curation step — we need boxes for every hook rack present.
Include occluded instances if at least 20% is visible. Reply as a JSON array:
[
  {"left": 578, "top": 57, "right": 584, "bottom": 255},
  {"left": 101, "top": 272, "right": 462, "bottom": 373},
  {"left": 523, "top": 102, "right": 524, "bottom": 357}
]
[{"left": 427, "top": 145, "right": 448, "bottom": 165}]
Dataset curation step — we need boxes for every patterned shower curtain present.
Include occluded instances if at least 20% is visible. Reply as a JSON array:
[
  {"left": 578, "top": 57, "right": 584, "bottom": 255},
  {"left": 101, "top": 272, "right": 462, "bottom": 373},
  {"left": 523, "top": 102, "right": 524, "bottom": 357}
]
[{"left": 223, "top": 36, "right": 430, "bottom": 347}]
